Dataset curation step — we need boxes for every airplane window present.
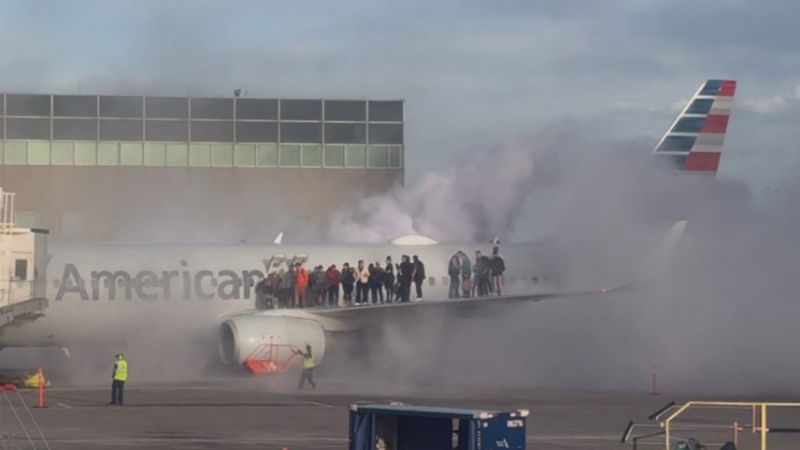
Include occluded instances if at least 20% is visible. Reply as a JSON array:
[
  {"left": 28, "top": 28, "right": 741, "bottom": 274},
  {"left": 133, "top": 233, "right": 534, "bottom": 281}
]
[
  {"left": 441, "top": 277, "right": 447, "bottom": 286},
  {"left": 428, "top": 277, "right": 435, "bottom": 286},
  {"left": 531, "top": 276, "right": 539, "bottom": 284}
]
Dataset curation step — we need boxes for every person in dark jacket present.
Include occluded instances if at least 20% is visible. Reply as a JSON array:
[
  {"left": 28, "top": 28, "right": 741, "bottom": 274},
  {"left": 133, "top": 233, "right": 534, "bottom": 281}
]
[
  {"left": 255, "top": 276, "right": 270, "bottom": 310},
  {"left": 448, "top": 252, "right": 461, "bottom": 298},
  {"left": 473, "top": 250, "right": 491, "bottom": 297},
  {"left": 340, "top": 263, "right": 355, "bottom": 306},
  {"left": 490, "top": 246, "right": 505, "bottom": 296},
  {"left": 412, "top": 255, "right": 425, "bottom": 301},
  {"left": 397, "top": 255, "right": 414, "bottom": 302},
  {"left": 368, "top": 263, "right": 384, "bottom": 304},
  {"left": 383, "top": 256, "right": 395, "bottom": 303}
]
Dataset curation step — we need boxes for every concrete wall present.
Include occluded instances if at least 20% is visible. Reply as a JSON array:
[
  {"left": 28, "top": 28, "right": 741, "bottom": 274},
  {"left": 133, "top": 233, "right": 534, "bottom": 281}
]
[{"left": 1, "top": 166, "right": 402, "bottom": 243}]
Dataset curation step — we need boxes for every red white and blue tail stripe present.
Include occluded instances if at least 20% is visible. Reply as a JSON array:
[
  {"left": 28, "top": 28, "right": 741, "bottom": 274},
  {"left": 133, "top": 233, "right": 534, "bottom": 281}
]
[{"left": 654, "top": 79, "right": 736, "bottom": 172}]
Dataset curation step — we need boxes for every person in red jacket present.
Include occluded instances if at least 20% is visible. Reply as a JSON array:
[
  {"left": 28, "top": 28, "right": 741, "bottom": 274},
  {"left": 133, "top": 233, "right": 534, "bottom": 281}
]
[
  {"left": 294, "top": 262, "right": 309, "bottom": 308},
  {"left": 326, "top": 265, "right": 341, "bottom": 307}
]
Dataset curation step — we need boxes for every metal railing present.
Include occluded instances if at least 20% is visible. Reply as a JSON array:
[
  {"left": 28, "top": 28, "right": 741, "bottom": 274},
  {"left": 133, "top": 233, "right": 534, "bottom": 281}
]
[{"left": 625, "top": 401, "right": 800, "bottom": 450}]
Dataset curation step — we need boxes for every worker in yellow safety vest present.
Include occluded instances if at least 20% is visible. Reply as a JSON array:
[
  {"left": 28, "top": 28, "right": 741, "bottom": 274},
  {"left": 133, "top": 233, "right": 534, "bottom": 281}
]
[
  {"left": 110, "top": 353, "right": 128, "bottom": 406},
  {"left": 23, "top": 371, "right": 45, "bottom": 388},
  {"left": 294, "top": 345, "right": 317, "bottom": 389}
]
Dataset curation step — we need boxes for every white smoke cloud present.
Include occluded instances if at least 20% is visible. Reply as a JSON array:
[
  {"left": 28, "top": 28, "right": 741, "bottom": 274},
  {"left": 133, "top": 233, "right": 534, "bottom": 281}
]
[{"left": 328, "top": 135, "right": 557, "bottom": 244}]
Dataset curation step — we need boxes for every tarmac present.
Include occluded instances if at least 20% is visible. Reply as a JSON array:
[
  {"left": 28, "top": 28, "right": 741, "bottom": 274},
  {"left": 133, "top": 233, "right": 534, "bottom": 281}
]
[{"left": 5, "top": 377, "right": 799, "bottom": 450}]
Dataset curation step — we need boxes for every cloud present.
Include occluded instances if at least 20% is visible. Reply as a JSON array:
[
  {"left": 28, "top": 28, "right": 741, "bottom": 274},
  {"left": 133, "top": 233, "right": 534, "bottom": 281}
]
[{"left": 742, "top": 95, "right": 790, "bottom": 114}]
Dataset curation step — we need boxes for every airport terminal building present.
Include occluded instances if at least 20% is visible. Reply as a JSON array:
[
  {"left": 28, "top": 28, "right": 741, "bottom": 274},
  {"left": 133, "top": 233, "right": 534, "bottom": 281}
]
[{"left": 0, "top": 93, "right": 404, "bottom": 243}]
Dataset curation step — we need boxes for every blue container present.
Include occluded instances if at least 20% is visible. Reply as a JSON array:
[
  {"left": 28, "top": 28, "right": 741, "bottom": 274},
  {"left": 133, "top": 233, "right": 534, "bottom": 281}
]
[{"left": 349, "top": 403, "right": 528, "bottom": 450}]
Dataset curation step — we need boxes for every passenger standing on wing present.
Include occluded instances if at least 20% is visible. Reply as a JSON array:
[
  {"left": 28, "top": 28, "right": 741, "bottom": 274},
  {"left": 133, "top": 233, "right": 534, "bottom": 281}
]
[
  {"left": 294, "top": 345, "right": 317, "bottom": 389},
  {"left": 398, "top": 255, "right": 414, "bottom": 302},
  {"left": 294, "top": 262, "right": 309, "bottom": 308},
  {"left": 110, "top": 353, "right": 128, "bottom": 405},
  {"left": 412, "top": 255, "right": 425, "bottom": 301},
  {"left": 367, "top": 263, "right": 377, "bottom": 304},
  {"left": 312, "top": 265, "right": 326, "bottom": 307},
  {"left": 341, "top": 263, "right": 355, "bottom": 306},
  {"left": 473, "top": 251, "right": 488, "bottom": 297},
  {"left": 448, "top": 252, "right": 462, "bottom": 299},
  {"left": 279, "top": 268, "right": 294, "bottom": 308},
  {"left": 356, "top": 260, "right": 369, "bottom": 305},
  {"left": 490, "top": 246, "right": 505, "bottom": 296},
  {"left": 383, "top": 256, "right": 395, "bottom": 303},
  {"left": 460, "top": 251, "right": 472, "bottom": 298},
  {"left": 326, "top": 265, "right": 340, "bottom": 307},
  {"left": 255, "top": 276, "right": 269, "bottom": 310},
  {"left": 374, "top": 261, "right": 385, "bottom": 303}
]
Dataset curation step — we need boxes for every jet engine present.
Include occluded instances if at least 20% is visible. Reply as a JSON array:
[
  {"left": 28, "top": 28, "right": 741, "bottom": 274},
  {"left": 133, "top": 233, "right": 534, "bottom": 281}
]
[{"left": 218, "top": 315, "right": 325, "bottom": 367}]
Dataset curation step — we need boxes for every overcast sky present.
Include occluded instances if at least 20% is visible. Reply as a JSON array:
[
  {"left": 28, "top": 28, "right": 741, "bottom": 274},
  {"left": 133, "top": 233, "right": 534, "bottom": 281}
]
[{"left": 2, "top": 0, "right": 798, "bottom": 190}]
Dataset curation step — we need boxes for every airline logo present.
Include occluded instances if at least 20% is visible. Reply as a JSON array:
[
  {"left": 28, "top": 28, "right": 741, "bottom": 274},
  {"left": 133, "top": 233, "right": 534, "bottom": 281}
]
[
  {"left": 654, "top": 79, "right": 736, "bottom": 172},
  {"left": 54, "top": 262, "right": 265, "bottom": 302}
]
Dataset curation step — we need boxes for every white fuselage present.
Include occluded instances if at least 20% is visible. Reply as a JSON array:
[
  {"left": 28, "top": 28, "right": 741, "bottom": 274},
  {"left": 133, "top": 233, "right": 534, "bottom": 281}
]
[{"left": 1, "top": 241, "right": 560, "bottom": 348}]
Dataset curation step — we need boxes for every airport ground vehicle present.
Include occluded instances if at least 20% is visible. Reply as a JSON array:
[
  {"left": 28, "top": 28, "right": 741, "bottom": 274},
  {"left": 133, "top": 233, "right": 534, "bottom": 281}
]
[{"left": 349, "top": 403, "right": 528, "bottom": 450}]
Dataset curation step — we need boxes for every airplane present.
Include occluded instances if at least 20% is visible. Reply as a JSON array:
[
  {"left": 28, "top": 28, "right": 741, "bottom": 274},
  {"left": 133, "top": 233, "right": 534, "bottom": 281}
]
[{"left": 0, "top": 79, "right": 737, "bottom": 377}]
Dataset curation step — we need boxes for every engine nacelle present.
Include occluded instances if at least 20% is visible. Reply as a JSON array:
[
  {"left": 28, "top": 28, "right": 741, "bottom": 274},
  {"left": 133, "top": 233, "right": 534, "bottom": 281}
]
[{"left": 218, "top": 314, "right": 326, "bottom": 367}]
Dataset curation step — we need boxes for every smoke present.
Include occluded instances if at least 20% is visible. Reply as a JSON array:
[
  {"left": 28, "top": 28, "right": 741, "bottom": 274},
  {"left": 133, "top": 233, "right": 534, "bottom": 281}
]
[
  {"left": 328, "top": 130, "right": 569, "bottom": 244},
  {"left": 323, "top": 122, "right": 800, "bottom": 397}
]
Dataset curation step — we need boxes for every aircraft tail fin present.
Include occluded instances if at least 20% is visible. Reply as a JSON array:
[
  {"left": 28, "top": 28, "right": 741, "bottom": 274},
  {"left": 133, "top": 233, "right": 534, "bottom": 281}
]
[{"left": 654, "top": 79, "right": 736, "bottom": 172}]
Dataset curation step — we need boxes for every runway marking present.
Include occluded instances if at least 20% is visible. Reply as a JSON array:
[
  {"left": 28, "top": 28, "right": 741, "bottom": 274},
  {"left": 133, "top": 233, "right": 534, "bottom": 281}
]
[
  {"left": 308, "top": 400, "right": 335, "bottom": 408},
  {"left": 56, "top": 402, "right": 73, "bottom": 409}
]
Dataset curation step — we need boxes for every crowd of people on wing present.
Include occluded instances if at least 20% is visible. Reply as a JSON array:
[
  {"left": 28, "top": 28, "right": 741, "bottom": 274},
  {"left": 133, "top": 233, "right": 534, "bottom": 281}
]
[
  {"left": 254, "top": 247, "right": 505, "bottom": 310},
  {"left": 447, "top": 246, "right": 505, "bottom": 299}
]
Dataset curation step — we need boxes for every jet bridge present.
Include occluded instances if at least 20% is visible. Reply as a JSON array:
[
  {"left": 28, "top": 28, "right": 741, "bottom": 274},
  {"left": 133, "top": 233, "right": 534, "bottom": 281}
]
[{"left": 0, "top": 189, "right": 48, "bottom": 332}]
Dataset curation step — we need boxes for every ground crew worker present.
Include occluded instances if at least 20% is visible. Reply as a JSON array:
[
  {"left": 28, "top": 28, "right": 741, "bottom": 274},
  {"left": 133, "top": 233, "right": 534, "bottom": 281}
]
[
  {"left": 110, "top": 353, "right": 128, "bottom": 405},
  {"left": 23, "top": 370, "right": 45, "bottom": 388},
  {"left": 294, "top": 344, "right": 317, "bottom": 389}
]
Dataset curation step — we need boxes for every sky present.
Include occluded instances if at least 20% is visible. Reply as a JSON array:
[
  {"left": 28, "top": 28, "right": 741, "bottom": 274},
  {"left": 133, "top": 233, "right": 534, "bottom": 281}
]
[{"left": 1, "top": 0, "right": 799, "bottom": 190}]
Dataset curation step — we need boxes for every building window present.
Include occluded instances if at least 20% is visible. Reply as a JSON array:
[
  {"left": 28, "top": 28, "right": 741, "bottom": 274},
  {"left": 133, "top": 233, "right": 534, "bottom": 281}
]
[
  {"left": 280, "top": 122, "right": 321, "bottom": 143},
  {"left": 345, "top": 145, "right": 366, "bottom": 168},
  {"left": 280, "top": 99, "right": 322, "bottom": 121},
  {"left": 15, "top": 259, "right": 28, "bottom": 280},
  {"left": 279, "top": 144, "right": 301, "bottom": 167},
  {"left": 324, "top": 145, "right": 345, "bottom": 167},
  {"left": 189, "top": 144, "right": 210, "bottom": 167},
  {"left": 144, "top": 143, "right": 166, "bottom": 166},
  {"left": 165, "top": 144, "right": 188, "bottom": 166},
  {"left": 27, "top": 142, "right": 50, "bottom": 165},
  {"left": 52, "top": 142, "right": 75, "bottom": 165},
  {"left": 257, "top": 143, "right": 278, "bottom": 167},
  {"left": 235, "top": 144, "right": 256, "bottom": 167},
  {"left": 4, "top": 142, "right": 26, "bottom": 165},
  {"left": 211, "top": 144, "right": 234, "bottom": 167},
  {"left": 120, "top": 143, "right": 143, "bottom": 166},
  {"left": 75, "top": 142, "right": 97, "bottom": 165},
  {"left": 368, "top": 100, "right": 403, "bottom": 122},
  {"left": 368, "top": 146, "right": 388, "bottom": 168},
  {"left": 97, "top": 142, "right": 120, "bottom": 166},
  {"left": 389, "top": 146, "right": 403, "bottom": 168},
  {"left": 301, "top": 145, "right": 321, "bottom": 167}
]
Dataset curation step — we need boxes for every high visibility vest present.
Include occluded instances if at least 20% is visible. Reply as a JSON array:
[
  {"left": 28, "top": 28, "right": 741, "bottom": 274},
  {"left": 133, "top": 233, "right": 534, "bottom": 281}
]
[
  {"left": 114, "top": 359, "right": 128, "bottom": 381},
  {"left": 302, "top": 355, "right": 315, "bottom": 369}
]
